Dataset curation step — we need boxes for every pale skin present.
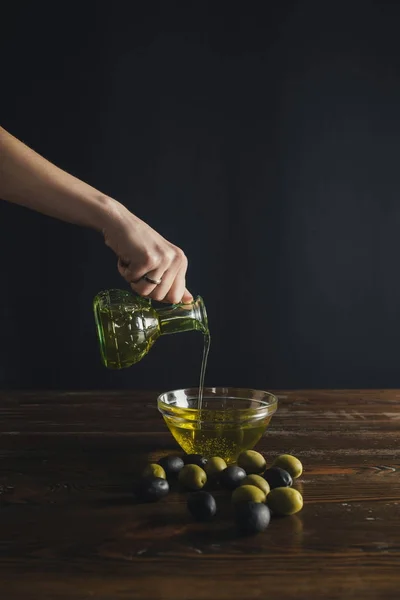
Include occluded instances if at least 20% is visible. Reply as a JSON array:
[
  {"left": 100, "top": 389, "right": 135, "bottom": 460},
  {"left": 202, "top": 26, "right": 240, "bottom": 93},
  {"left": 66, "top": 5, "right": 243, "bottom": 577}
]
[{"left": 0, "top": 126, "right": 192, "bottom": 304}]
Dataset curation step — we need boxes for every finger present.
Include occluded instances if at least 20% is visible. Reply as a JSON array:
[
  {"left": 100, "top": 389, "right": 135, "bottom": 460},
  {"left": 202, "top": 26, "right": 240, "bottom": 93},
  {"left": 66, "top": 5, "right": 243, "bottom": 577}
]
[
  {"left": 148, "top": 247, "right": 186, "bottom": 303},
  {"left": 117, "top": 257, "right": 144, "bottom": 285},
  {"left": 118, "top": 256, "right": 158, "bottom": 286},
  {"left": 130, "top": 266, "right": 166, "bottom": 298},
  {"left": 161, "top": 266, "right": 187, "bottom": 305},
  {"left": 182, "top": 288, "right": 194, "bottom": 303},
  {"left": 161, "top": 252, "right": 188, "bottom": 304},
  {"left": 117, "top": 258, "right": 163, "bottom": 297},
  {"left": 147, "top": 263, "right": 180, "bottom": 302}
]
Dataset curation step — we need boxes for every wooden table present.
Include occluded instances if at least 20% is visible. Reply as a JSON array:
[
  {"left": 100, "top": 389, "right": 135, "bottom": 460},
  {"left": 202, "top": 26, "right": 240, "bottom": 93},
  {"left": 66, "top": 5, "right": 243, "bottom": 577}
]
[{"left": 0, "top": 390, "right": 399, "bottom": 599}]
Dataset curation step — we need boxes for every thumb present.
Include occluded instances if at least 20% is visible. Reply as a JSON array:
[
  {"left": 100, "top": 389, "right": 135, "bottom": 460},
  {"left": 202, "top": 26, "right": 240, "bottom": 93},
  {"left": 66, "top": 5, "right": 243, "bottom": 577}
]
[{"left": 182, "top": 288, "right": 194, "bottom": 304}]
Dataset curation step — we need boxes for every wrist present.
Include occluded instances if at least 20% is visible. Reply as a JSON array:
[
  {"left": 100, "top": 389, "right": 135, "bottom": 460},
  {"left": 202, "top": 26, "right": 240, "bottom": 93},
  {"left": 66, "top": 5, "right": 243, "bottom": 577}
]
[
  {"left": 92, "top": 195, "right": 138, "bottom": 235},
  {"left": 87, "top": 194, "right": 124, "bottom": 232}
]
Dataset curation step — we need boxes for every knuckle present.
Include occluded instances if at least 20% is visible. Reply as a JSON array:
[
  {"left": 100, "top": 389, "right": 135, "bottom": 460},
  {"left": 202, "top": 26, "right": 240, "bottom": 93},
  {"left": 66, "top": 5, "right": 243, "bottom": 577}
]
[
  {"left": 141, "top": 287, "right": 153, "bottom": 296},
  {"left": 143, "top": 249, "right": 160, "bottom": 270},
  {"left": 164, "top": 248, "right": 176, "bottom": 264},
  {"left": 125, "top": 269, "right": 138, "bottom": 283},
  {"left": 169, "top": 292, "right": 181, "bottom": 304},
  {"left": 118, "top": 264, "right": 127, "bottom": 277},
  {"left": 150, "top": 289, "right": 165, "bottom": 302},
  {"left": 181, "top": 252, "right": 188, "bottom": 268},
  {"left": 124, "top": 272, "right": 136, "bottom": 284},
  {"left": 174, "top": 247, "right": 185, "bottom": 262},
  {"left": 168, "top": 246, "right": 185, "bottom": 265},
  {"left": 130, "top": 279, "right": 150, "bottom": 294}
]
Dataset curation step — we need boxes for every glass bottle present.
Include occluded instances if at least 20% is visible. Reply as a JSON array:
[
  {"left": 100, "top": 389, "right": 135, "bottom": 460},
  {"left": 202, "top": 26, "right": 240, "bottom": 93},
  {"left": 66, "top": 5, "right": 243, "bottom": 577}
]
[{"left": 93, "top": 289, "right": 208, "bottom": 369}]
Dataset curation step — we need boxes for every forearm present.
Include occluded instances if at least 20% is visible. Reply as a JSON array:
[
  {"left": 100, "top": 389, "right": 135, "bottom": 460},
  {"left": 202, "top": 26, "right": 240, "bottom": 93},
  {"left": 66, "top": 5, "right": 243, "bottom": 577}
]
[{"left": 0, "top": 126, "right": 114, "bottom": 231}]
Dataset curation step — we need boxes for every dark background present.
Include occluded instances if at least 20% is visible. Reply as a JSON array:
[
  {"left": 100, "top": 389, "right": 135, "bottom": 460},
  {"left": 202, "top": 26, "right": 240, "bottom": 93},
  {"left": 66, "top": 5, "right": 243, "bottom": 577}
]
[{"left": 1, "top": 0, "right": 400, "bottom": 391}]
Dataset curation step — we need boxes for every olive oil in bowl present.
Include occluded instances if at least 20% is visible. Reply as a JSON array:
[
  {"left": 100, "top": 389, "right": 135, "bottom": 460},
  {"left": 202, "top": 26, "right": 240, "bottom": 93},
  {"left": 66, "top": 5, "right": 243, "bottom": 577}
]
[{"left": 158, "top": 388, "right": 278, "bottom": 464}]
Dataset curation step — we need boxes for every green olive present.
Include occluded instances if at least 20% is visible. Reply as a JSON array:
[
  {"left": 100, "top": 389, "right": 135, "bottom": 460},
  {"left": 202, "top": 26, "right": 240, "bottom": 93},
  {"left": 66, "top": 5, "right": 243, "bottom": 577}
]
[
  {"left": 242, "top": 474, "right": 270, "bottom": 496},
  {"left": 142, "top": 463, "right": 166, "bottom": 480},
  {"left": 267, "top": 487, "right": 303, "bottom": 515},
  {"left": 272, "top": 454, "right": 303, "bottom": 479},
  {"left": 232, "top": 485, "right": 266, "bottom": 504},
  {"left": 237, "top": 450, "right": 266, "bottom": 474},
  {"left": 178, "top": 464, "right": 207, "bottom": 491},
  {"left": 205, "top": 457, "right": 227, "bottom": 478}
]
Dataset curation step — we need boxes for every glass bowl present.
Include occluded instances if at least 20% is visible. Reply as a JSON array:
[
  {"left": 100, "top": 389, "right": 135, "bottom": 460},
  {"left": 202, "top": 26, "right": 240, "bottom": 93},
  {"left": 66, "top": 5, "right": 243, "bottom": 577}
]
[{"left": 157, "top": 387, "right": 278, "bottom": 464}]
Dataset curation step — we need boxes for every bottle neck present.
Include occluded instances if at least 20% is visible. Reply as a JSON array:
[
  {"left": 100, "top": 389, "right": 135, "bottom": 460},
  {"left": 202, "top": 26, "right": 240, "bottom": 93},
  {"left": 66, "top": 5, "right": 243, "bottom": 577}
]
[{"left": 158, "top": 296, "right": 208, "bottom": 336}]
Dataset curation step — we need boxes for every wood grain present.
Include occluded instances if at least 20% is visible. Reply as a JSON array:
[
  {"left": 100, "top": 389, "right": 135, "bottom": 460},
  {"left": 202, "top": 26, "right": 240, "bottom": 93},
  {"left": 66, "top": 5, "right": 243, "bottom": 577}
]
[{"left": 0, "top": 390, "right": 399, "bottom": 599}]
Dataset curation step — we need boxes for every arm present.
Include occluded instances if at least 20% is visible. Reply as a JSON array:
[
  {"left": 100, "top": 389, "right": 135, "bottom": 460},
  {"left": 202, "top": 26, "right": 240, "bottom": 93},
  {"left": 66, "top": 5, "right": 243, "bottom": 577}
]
[
  {"left": 0, "top": 126, "right": 111, "bottom": 230},
  {"left": 0, "top": 126, "right": 192, "bottom": 304}
]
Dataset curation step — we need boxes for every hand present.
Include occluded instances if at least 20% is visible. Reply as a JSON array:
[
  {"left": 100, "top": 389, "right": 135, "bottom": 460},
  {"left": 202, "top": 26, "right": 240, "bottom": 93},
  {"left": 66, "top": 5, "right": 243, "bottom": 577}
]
[
  {"left": 0, "top": 128, "right": 192, "bottom": 304},
  {"left": 102, "top": 200, "right": 193, "bottom": 305}
]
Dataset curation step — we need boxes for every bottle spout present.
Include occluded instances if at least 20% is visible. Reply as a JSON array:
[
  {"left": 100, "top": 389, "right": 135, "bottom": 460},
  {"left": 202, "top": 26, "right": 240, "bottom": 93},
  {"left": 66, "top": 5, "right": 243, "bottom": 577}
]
[
  {"left": 158, "top": 296, "right": 209, "bottom": 336},
  {"left": 192, "top": 296, "right": 209, "bottom": 334}
]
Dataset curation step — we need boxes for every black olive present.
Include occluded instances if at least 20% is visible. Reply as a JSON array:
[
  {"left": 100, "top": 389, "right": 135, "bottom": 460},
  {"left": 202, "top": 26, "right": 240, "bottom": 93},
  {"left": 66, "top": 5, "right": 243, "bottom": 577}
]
[
  {"left": 187, "top": 491, "right": 217, "bottom": 521},
  {"left": 235, "top": 501, "right": 271, "bottom": 535},
  {"left": 184, "top": 454, "right": 208, "bottom": 468},
  {"left": 138, "top": 477, "right": 169, "bottom": 502},
  {"left": 158, "top": 455, "right": 184, "bottom": 478},
  {"left": 263, "top": 466, "right": 293, "bottom": 489},
  {"left": 219, "top": 465, "right": 247, "bottom": 490}
]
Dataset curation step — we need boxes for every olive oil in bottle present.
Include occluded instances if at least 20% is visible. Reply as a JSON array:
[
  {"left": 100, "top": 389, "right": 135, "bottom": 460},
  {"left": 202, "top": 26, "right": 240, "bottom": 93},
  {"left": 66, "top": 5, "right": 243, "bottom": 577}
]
[{"left": 93, "top": 288, "right": 209, "bottom": 383}]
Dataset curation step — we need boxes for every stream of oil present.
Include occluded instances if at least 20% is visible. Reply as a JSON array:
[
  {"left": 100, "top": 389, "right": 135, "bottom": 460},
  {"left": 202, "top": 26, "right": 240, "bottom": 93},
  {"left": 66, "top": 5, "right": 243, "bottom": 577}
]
[{"left": 197, "top": 332, "right": 210, "bottom": 416}]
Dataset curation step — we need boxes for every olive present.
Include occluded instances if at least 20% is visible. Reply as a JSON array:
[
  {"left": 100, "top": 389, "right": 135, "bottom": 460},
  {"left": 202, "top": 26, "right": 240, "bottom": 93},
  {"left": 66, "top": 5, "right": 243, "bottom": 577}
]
[
  {"left": 158, "top": 455, "right": 184, "bottom": 478},
  {"left": 183, "top": 454, "right": 208, "bottom": 468},
  {"left": 178, "top": 464, "right": 207, "bottom": 490},
  {"left": 235, "top": 501, "right": 271, "bottom": 535},
  {"left": 267, "top": 487, "right": 303, "bottom": 516},
  {"left": 237, "top": 450, "right": 266, "bottom": 474},
  {"left": 232, "top": 485, "right": 266, "bottom": 504},
  {"left": 272, "top": 454, "right": 303, "bottom": 479},
  {"left": 187, "top": 491, "right": 217, "bottom": 521},
  {"left": 138, "top": 477, "right": 169, "bottom": 502},
  {"left": 205, "top": 457, "right": 227, "bottom": 478},
  {"left": 142, "top": 463, "right": 166, "bottom": 480},
  {"left": 263, "top": 466, "right": 293, "bottom": 489},
  {"left": 219, "top": 466, "right": 247, "bottom": 490},
  {"left": 241, "top": 474, "right": 270, "bottom": 496}
]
